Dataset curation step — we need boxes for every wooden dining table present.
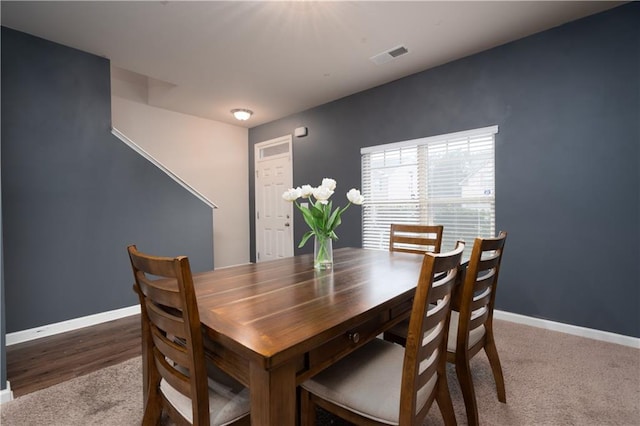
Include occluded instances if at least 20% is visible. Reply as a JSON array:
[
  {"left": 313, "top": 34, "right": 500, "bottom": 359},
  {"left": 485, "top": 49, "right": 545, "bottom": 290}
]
[{"left": 192, "top": 247, "right": 426, "bottom": 425}]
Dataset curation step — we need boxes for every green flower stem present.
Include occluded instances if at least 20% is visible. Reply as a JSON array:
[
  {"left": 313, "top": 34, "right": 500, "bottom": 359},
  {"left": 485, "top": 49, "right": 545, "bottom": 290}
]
[
  {"left": 314, "top": 235, "right": 332, "bottom": 268},
  {"left": 294, "top": 199, "right": 352, "bottom": 249}
]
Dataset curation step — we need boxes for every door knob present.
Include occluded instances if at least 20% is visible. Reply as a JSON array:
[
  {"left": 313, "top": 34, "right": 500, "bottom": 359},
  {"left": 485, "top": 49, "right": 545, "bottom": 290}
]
[{"left": 284, "top": 223, "right": 290, "bottom": 227}]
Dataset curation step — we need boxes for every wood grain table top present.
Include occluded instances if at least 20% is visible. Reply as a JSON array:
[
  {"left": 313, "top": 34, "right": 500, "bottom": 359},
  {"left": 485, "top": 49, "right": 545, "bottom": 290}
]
[{"left": 193, "top": 247, "right": 424, "bottom": 369}]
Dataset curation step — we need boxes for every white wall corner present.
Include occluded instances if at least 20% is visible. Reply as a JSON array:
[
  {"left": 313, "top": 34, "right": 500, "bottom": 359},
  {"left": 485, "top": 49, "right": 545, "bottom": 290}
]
[{"left": 0, "top": 381, "right": 14, "bottom": 404}]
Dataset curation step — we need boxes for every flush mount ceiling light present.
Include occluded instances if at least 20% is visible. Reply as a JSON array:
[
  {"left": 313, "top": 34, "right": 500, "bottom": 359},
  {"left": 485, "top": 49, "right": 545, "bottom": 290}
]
[{"left": 231, "top": 108, "right": 253, "bottom": 121}]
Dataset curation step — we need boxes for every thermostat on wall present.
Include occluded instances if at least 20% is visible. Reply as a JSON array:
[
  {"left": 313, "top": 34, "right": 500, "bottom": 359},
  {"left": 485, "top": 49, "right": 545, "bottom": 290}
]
[{"left": 294, "top": 127, "right": 308, "bottom": 138}]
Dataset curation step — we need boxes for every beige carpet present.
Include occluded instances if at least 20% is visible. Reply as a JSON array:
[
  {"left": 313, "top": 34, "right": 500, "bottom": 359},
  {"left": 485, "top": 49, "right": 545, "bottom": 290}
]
[
  {"left": 0, "top": 355, "right": 142, "bottom": 425},
  {"left": 1, "top": 320, "right": 639, "bottom": 425}
]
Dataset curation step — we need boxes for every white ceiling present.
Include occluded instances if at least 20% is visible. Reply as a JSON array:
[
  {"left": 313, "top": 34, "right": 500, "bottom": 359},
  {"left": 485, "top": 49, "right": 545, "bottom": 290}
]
[{"left": 1, "top": 1, "right": 622, "bottom": 127}]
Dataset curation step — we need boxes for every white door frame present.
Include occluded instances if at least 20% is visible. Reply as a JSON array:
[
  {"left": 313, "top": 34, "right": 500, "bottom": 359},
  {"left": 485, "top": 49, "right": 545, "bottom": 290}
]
[{"left": 254, "top": 135, "right": 294, "bottom": 262}]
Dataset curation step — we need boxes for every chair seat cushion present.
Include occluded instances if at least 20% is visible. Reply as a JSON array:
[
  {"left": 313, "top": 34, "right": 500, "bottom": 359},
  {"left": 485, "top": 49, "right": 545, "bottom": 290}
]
[
  {"left": 447, "top": 310, "right": 486, "bottom": 352},
  {"left": 301, "top": 338, "right": 437, "bottom": 425},
  {"left": 160, "top": 371, "right": 250, "bottom": 426}
]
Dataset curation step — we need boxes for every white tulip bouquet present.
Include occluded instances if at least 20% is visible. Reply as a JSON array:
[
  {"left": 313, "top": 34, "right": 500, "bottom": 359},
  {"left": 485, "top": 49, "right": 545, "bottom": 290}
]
[{"left": 282, "top": 178, "right": 364, "bottom": 268}]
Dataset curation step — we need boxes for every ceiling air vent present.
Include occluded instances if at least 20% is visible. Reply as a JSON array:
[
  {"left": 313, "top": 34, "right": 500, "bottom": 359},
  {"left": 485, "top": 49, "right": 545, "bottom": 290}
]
[{"left": 370, "top": 45, "right": 409, "bottom": 65}]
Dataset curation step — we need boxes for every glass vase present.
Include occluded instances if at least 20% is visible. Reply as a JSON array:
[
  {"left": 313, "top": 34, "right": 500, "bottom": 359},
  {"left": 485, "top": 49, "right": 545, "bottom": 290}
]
[{"left": 314, "top": 235, "right": 333, "bottom": 270}]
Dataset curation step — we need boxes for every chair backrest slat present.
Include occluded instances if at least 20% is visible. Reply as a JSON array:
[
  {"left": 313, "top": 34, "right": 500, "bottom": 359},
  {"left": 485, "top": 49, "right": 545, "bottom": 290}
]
[
  {"left": 389, "top": 224, "right": 444, "bottom": 255},
  {"left": 430, "top": 272, "right": 457, "bottom": 301},
  {"left": 420, "top": 320, "right": 446, "bottom": 358},
  {"left": 151, "top": 327, "right": 190, "bottom": 368},
  {"left": 469, "top": 309, "right": 490, "bottom": 331},
  {"left": 478, "top": 255, "right": 501, "bottom": 271},
  {"left": 155, "top": 347, "right": 191, "bottom": 391},
  {"left": 136, "top": 274, "right": 184, "bottom": 309},
  {"left": 474, "top": 272, "right": 495, "bottom": 294},
  {"left": 425, "top": 300, "right": 449, "bottom": 329},
  {"left": 471, "top": 290, "right": 492, "bottom": 312},
  {"left": 146, "top": 301, "right": 186, "bottom": 338},
  {"left": 416, "top": 348, "right": 440, "bottom": 389}
]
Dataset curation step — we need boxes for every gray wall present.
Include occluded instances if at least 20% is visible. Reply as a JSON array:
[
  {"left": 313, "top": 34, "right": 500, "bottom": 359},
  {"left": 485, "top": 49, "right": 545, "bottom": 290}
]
[
  {"left": 1, "top": 147, "right": 5, "bottom": 390},
  {"left": 1, "top": 28, "right": 214, "bottom": 337},
  {"left": 250, "top": 4, "right": 640, "bottom": 338}
]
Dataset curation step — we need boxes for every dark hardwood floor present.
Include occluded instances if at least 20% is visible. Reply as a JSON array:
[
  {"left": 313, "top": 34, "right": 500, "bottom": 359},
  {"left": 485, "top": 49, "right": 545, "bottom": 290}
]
[
  {"left": 6, "top": 314, "right": 349, "bottom": 425},
  {"left": 6, "top": 314, "right": 142, "bottom": 397}
]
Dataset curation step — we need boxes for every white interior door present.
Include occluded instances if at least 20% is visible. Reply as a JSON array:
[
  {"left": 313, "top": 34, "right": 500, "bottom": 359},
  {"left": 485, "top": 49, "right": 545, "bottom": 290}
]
[{"left": 255, "top": 136, "right": 293, "bottom": 262}]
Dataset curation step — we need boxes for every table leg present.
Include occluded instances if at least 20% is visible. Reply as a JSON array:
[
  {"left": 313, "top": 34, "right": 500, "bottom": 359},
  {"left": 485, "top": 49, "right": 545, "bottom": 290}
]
[{"left": 249, "top": 360, "right": 297, "bottom": 425}]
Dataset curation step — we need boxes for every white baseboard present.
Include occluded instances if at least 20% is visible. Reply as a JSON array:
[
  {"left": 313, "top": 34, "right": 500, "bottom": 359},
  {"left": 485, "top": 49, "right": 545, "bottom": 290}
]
[
  {"left": 6, "top": 305, "right": 140, "bottom": 346},
  {"left": 494, "top": 310, "right": 640, "bottom": 349},
  {"left": 0, "top": 381, "right": 14, "bottom": 404},
  {"left": 215, "top": 261, "right": 253, "bottom": 269},
  {"left": 4, "top": 304, "right": 638, "bottom": 349}
]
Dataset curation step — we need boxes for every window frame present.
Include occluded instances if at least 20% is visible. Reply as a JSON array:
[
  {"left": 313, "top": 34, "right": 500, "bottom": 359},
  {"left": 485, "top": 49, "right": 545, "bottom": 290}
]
[{"left": 360, "top": 126, "right": 498, "bottom": 256}]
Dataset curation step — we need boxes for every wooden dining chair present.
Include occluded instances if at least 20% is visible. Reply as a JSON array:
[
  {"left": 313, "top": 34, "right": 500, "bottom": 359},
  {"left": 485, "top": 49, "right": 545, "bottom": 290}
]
[
  {"left": 300, "top": 241, "right": 465, "bottom": 426},
  {"left": 128, "top": 245, "right": 250, "bottom": 426},
  {"left": 388, "top": 223, "right": 444, "bottom": 255},
  {"left": 447, "top": 231, "right": 508, "bottom": 426},
  {"left": 384, "top": 223, "right": 444, "bottom": 345}
]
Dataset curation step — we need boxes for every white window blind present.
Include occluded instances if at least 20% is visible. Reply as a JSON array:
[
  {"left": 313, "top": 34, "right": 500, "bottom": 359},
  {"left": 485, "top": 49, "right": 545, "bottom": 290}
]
[{"left": 361, "top": 126, "right": 497, "bottom": 257}]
